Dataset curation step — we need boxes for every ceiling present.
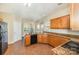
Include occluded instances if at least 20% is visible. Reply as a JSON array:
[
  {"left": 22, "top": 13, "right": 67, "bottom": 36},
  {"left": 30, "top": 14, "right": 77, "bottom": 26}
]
[{"left": 0, "top": 3, "right": 68, "bottom": 21}]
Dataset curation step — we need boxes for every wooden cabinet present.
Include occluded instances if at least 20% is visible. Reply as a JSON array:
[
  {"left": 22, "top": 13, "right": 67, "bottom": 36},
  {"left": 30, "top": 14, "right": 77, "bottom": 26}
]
[
  {"left": 70, "top": 3, "right": 79, "bottom": 31},
  {"left": 60, "top": 15, "right": 70, "bottom": 29},
  {"left": 24, "top": 33, "right": 70, "bottom": 47},
  {"left": 25, "top": 35, "right": 31, "bottom": 46},
  {"left": 50, "top": 15, "right": 70, "bottom": 29},
  {"left": 48, "top": 33, "right": 70, "bottom": 47},
  {"left": 50, "top": 18, "right": 61, "bottom": 29},
  {"left": 37, "top": 34, "right": 48, "bottom": 43},
  {"left": 0, "top": 18, "right": 3, "bottom": 21}
]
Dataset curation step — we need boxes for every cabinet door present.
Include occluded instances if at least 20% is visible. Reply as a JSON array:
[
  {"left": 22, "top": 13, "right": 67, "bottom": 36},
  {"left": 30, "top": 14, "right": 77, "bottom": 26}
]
[
  {"left": 37, "top": 34, "right": 47, "bottom": 43},
  {"left": 50, "top": 18, "right": 61, "bottom": 29},
  {"left": 25, "top": 35, "right": 30, "bottom": 45},
  {"left": 48, "top": 34, "right": 70, "bottom": 47},
  {"left": 60, "top": 15, "right": 70, "bottom": 29},
  {"left": 42, "top": 34, "right": 48, "bottom": 43},
  {"left": 50, "top": 15, "right": 70, "bottom": 29},
  {"left": 0, "top": 18, "right": 3, "bottom": 21},
  {"left": 37, "top": 34, "right": 42, "bottom": 43}
]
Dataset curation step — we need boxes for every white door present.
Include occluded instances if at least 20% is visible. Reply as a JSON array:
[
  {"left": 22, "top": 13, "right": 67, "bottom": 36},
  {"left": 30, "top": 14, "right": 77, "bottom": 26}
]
[{"left": 13, "top": 20, "right": 21, "bottom": 42}]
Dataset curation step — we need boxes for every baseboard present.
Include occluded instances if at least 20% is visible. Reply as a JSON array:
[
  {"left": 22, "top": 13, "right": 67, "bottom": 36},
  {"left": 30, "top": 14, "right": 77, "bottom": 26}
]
[{"left": 8, "top": 39, "right": 22, "bottom": 45}]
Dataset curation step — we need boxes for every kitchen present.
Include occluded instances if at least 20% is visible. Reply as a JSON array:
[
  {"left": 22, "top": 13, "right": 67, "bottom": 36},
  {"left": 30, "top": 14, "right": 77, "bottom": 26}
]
[
  {"left": 0, "top": 3, "right": 79, "bottom": 55},
  {"left": 22, "top": 3, "right": 79, "bottom": 55}
]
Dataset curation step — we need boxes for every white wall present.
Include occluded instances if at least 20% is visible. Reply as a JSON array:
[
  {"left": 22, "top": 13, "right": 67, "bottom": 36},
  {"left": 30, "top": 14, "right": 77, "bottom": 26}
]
[{"left": 49, "top": 7, "right": 69, "bottom": 19}]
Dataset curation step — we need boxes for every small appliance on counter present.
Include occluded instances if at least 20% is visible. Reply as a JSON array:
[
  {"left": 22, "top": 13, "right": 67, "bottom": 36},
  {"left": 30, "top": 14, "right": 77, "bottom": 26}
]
[{"left": 0, "top": 21, "right": 8, "bottom": 55}]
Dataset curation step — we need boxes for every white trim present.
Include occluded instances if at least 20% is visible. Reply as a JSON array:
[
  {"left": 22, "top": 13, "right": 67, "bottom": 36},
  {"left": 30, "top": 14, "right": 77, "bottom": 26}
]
[{"left": 8, "top": 39, "right": 22, "bottom": 44}]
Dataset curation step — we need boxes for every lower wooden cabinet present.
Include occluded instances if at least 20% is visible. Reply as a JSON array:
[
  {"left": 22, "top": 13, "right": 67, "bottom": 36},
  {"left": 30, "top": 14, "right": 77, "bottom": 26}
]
[
  {"left": 25, "top": 35, "right": 31, "bottom": 46},
  {"left": 24, "top": 33, "right": 70, "bottom": 47},
  {"left": 37, "top": 33, "right": 48, "bottom": 43},
  {"left": 48, "top": 33, "right": 70, "bottom": 47}
]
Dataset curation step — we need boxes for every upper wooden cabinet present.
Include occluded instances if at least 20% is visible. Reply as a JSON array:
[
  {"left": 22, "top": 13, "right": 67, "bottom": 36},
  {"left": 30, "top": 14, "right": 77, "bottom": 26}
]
[
  {"left": 70, "top": 3, "right": 79, "bottom": 31},
  {"left": 60, "top": 15, "right": 70, "bottom": 29},
  {"left": 50, "top": 18, "right": 60, "bottom": 29},
  {"left": 50, "top": 15, "right": 70, "bottom": 29}
]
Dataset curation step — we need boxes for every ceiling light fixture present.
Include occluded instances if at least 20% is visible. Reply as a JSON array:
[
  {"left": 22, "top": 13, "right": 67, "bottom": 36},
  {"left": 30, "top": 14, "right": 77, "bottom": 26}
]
[{"left": 24, "top": 0, "right": 31, "bottom": 7}]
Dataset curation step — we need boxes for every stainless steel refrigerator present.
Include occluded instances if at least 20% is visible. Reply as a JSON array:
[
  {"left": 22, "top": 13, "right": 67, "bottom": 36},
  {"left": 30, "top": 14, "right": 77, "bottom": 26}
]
[{"left": 0, "top": 22, "right": 8, "bottom": 55}]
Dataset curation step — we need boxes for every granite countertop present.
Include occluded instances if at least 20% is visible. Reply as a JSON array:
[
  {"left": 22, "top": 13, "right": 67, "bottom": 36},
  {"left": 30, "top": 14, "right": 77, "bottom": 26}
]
[
  {"left": 44, "top": 29, "right": 79, "bottom": 39},
  {"left": 52, "top": 46, "right": 78, "bottom": 55}
]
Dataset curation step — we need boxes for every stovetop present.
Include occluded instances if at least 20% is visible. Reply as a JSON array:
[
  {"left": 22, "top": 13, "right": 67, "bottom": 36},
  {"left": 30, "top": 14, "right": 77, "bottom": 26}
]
[{"left": 62, "top": 41, "right": 79, "bottom": 54}]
